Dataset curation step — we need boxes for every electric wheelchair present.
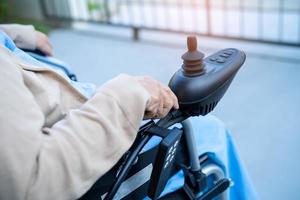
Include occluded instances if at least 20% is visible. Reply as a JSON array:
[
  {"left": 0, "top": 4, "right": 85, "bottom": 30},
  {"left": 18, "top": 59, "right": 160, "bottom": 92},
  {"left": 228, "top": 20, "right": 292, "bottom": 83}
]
[{"left": 25, "top": 36, "right": 246, "bottom": 200}]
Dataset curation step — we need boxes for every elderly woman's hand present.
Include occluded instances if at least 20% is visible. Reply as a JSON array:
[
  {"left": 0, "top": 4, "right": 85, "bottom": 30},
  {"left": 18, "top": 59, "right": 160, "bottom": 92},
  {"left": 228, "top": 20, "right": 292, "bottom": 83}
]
[
  {"left": 137, "top": 76, "right": 179, "bottom": 119},
  {"left": 35, "top": 30, "right": 53, "bottom": 56}
]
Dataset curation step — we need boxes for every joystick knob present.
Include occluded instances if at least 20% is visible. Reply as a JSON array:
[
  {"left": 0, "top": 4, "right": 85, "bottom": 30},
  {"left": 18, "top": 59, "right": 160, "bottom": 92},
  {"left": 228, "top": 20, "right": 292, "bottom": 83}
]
[{"left": 181, "top": 36, "right": 205, "bottom": 76}]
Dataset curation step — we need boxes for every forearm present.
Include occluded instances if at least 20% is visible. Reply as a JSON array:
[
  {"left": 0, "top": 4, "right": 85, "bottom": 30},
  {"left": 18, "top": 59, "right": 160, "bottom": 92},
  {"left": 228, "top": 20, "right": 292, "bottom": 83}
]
[
  {"left": 0, "top": 48, "right": 150, "bottom": 200},
  {"left": 29, "top": 79, "right": 148, "bottom": 199}
]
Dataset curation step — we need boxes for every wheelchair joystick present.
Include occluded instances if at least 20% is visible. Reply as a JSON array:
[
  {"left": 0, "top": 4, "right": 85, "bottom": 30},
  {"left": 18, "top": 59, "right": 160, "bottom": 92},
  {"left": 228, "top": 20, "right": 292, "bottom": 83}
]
[
  {"left": 181, "top": 36, "right": 205, "bottom": 76},
  {"left": 169, "top": 36, "right": 246, "bottom": 116}
]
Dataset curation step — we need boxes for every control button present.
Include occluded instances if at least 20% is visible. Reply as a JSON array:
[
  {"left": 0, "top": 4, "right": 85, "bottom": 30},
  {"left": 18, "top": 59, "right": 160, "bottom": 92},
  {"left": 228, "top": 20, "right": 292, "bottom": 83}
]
[
  {"left": 170, "top": 155, "right": 175, "bottom": 162},
  {"left": 220, "top": 53, "right": 230, "bottom": 58},
  {"left": 166, "top": 154, "right": 171, "bottom": 161},
  {"left": 168, "top": 146, "right": 173, "bottom": 154},
  {"left": 209, "top": 57, "right": 217, "bottom": 61},
  {"left": 216, "top": 58, "right": 226, "bottom": 63},
  {"left": 224, "top": 50, "right": 234, "bottom": 55},
  {"left": 164, "top": 161, "right": 169, "bottom": 169},
  {"left": 174, "top": 140, "right": 179, "bottom": 147},
  {"left": 172, "top": 147, "right": 177, "bottom": 155}
]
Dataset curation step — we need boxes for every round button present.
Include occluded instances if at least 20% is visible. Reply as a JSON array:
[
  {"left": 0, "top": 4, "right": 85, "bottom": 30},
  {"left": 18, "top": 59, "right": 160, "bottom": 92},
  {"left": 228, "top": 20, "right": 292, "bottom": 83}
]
[
  {"left": 164, "top": 161, "right": 169, "bottom": 169},
  {"left": 224, "top": 50, "right": 234, "bottom": 55},
  {"left": 174, "top": 140, "right": 179, "bottom": 147},
  {"left": 172, "top": 147, "right": 177, "bottom": 155},
  {"left": 170, "top": 155, "right": 175, "bottom": 162},
  {"left": 216, "top": 58, "right": 226, "bottom": 63},
  {"left": 168, "top": 146, "right": 174, "bottom": 154},
  {"left": 220, "top": 54, "right": 230, "bottom": 58},
  {"left": 166, "top": 153, "right": 171, "bottom": 161}
]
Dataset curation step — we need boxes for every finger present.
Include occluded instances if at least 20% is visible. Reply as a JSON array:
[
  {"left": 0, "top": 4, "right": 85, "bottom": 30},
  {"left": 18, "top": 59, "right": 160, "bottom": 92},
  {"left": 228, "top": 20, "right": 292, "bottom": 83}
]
[
  {"left": 163, "top": 86, "right": 177, "bottom": 105},
  {"left": 149, "top": 80, "right": 162, "bottom": 109},
  {"left": 145, "top": 86, "right": 161, "bottom": 118},
  {"left": 40, "top": 45, "right": 53, "bottom": 56},
  {"left": 157, "top": 89, "right": 173, "bottom": 118},
  {"left": 163, "top": 86, "right": 179, "bottom": 109},
  {"left": 36, "top": 31, "right": 54, "bottom": 56},
  {"left": 43, "top": 38, "right": 53, "bottom": 55},
  {"left": 146, "top": 101, "right": 160, "bottom": 117},
  {"left": 46, "top": 38, "right": 53, "bottom": 49},
  {"left": 163, "top": 92, "right": 175, "bottom": 114},
  {"left": 153, "top": 80, "right": 165, "bottom": 114},
  {"left": 151, "top": 82, "right": 165, "bottom": 118},
  {"left": 156, "top": 87, "right": 165, "bottom": 117},
  {"left": 45, "top": 41, "right": 54, "bottom": 56},
  {"left": 144, "top": 110, "right": 156, "bottom": 119},
  {"left": 162, "top": 90, "right": 174, "bottom": 110}
]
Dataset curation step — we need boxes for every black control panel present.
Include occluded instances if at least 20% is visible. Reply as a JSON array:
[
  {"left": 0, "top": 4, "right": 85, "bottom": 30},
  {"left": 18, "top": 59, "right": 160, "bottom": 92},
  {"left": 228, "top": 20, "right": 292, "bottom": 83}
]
[{"left": 148, "top": 128, "right": 183, "bottom": 199}]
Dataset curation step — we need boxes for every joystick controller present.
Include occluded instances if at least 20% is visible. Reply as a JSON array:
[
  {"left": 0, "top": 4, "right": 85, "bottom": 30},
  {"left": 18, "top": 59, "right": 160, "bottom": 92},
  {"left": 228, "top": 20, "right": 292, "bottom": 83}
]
[
  {"left": 181, "top": 36, "right": 205, "bottom": 76},
  {"left": 169, "top": 36, "right": 246, "bottom": 116}
]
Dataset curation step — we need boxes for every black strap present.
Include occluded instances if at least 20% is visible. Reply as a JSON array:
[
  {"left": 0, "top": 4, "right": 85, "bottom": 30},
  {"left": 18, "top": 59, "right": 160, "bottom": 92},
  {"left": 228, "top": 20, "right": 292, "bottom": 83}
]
[{"left": 145, "top": 125, "right": 170, "bottom": 138}]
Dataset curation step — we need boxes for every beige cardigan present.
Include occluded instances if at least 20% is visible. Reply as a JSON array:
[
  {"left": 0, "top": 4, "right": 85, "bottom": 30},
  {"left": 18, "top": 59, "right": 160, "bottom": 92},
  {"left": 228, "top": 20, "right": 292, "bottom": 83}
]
[{"left": 0, "top": 25, "right": 150, "bottom": 200}]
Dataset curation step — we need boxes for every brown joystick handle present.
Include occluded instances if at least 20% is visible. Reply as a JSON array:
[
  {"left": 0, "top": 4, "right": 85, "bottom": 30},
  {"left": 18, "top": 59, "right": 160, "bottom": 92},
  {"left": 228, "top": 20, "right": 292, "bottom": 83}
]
[
  {"left": 181, "top": 36, "right": 205, "bottom": 76},
  {"left": 187, "top": 36, "right": 197, "bottom": 51}
]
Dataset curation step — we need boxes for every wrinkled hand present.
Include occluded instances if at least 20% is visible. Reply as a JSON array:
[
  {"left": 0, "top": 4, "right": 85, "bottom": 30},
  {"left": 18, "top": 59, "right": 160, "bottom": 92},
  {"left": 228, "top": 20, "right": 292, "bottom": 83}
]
[
  {"left": 137, "top": 76, "right": 179, "bottom": 119},
  {"left": 35, "top": 30, "right": 53, "bottom": 56}
]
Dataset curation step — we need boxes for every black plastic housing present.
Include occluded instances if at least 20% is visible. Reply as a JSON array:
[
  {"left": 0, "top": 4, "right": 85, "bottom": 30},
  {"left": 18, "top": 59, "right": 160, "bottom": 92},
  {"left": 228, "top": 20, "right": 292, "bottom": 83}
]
[
  {"left": 148, "top": 128, "right": 182, "bottom": 199},
  {"left": 169, "top": 48, "right": 246, "bottom": 116}
]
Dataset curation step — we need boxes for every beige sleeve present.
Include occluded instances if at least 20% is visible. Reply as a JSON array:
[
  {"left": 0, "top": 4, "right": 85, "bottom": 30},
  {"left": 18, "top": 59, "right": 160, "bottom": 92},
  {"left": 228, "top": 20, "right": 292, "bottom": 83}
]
[
  {"left": 0, "top": 48, "right": 150, "bottom": 200},
  {"left": 0, "top": 24, "right": 36, "bottom": 49}
]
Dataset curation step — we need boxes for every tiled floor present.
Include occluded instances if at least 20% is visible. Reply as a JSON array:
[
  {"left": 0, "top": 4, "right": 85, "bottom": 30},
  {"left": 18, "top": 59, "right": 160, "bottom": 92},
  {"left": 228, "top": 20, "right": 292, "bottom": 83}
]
[{"left": 49, "top": 26, "right": 300, "bottom": 200}]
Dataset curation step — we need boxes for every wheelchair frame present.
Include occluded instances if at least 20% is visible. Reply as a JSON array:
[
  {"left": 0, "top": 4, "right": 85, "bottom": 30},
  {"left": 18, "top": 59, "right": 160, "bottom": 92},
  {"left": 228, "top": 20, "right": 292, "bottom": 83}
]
[{"left": 100, "top": 110, "right": 231, "bottom": 200}]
